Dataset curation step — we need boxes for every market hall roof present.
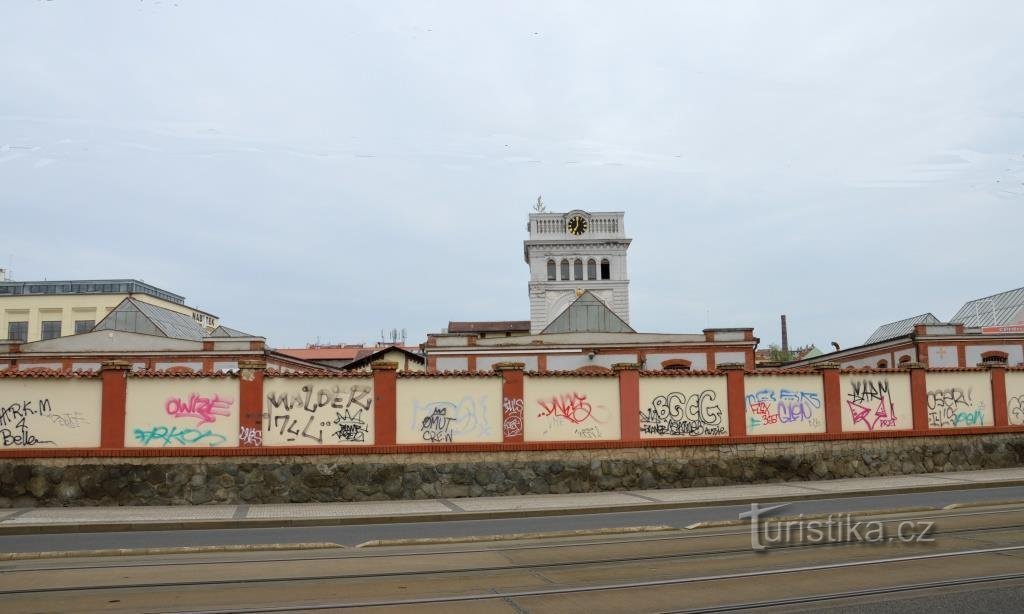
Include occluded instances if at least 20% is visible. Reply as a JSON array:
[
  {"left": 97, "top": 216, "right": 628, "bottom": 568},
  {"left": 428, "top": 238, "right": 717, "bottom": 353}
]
[
  {"left": 864, "top": 313, "right": 941, "bottom": 344},
  {"left": 950, "top": 286, "right": 1024, "bottom": 328},
  {"left": 93, "top": 298, "right": 210, "bottom": 341}
]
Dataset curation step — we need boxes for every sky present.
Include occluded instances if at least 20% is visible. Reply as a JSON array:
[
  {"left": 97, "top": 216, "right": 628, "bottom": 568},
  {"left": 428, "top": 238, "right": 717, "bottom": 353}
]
[{"left": 2, "top": 1, "right": 1022, "bottom": 350}]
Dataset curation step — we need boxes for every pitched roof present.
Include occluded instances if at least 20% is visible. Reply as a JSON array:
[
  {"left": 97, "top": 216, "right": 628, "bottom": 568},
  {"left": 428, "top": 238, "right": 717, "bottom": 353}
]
[
  {"left": 93, "top": 298, "right": 208, "bottom": 341},
  {"left": 448, "top": 321, "right": 531, "bottom": 334},
  {"left": 276, "top": 347, "right": 366, "bottom": 361},
  {"left": 276, "top": 345, "right": 421, "bottom": 362},
  {"left": 949, "top": 287, "right": 1024, "bottom": 327},
  {"left": 209, "top": 325, "right": 256, "bottom": 338},
  {"left": 342, "top": 345, "right": 425, "bottom": 370},
  {"left": 864, "top": 313, "right": 941, "bottom": 344},
  {"left": 541, "top": 291, "right": 635, "bottom": 334}
]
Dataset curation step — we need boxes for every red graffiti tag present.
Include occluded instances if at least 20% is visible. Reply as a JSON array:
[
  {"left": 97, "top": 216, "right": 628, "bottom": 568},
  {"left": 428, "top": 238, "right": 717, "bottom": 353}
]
[
  {"left": 165, "top": 394, "right": 233, "bottom": 426},
  {"left": 537, "top": 392, "right": 595, "bottom": 424}
]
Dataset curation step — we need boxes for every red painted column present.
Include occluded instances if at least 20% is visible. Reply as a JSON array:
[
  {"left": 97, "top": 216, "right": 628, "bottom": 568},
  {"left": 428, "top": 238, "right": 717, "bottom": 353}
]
[
  {"left": 613, "top": 363, "right": 641, "bottom": 442},
  {"left": 989, "top": 364, "right": 1009, "bottom": 427},
  {"left": 720, "top": 363, "right": 747, "bottom": 437},
  {"left": 100, "top": 360, "right": 131, "bottom": 448},
  {"left": 238, "top": 359, "right": 265, "bottom": 447},
  {"left": 371, "top": 361, "right": 398, "bottom": 446},
  {"left": 495, "top": 362, "right": 525, "bottom": 443},
  {"left": 818, "top": 362, "right": 842, "bottom": 434},
  {"left": 907, "top": 362, "right": 929, "bottom": 431}
]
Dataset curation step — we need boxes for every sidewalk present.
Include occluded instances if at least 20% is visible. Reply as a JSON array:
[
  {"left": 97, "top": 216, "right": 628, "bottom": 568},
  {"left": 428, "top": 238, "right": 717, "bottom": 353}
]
[{"left": 2, "top": 468, "right": 1023, "bottom": 535}]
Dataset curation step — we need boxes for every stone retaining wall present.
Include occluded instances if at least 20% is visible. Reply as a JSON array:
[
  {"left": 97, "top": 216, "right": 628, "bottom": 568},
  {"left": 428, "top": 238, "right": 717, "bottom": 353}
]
[{"left": 3, "top": 434, "right": 1024, "bottom": 507}]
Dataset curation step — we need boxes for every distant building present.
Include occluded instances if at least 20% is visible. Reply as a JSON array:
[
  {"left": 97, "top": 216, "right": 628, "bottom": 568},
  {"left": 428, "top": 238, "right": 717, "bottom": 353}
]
[
  {"left": 276, "top": 343, "right": 425, "bottom": 371},
  {"left": 787, "top": 287, "right": 1024, "bottom": 369},
  {"left": 424, "top": 209, "right": 758, "bottom": 372},
  {"left": 525, "top": 210, "right": 631, "bottom": 334},
  {"left": 0, "top": 297, "right": 321, "bottom": 373},
  {"left": 0, "top": 278, "right": 217, "bottom": 343}
]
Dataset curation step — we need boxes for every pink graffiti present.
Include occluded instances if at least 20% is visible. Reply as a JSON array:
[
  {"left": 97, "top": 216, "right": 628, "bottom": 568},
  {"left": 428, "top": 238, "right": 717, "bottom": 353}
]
[
  {"left": 848, "top": 398, "right": 898, "bottom": 431},
  {"left": 537, "top": 392, "right": 595, "bottom": 425},
  {"left": 165, "top": 394, "right": 234, "bottom": 426}
]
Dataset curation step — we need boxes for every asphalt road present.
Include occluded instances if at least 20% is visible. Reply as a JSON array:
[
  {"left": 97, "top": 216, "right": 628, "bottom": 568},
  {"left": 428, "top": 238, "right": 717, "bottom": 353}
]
[
  {"left": 1, "top": 484, "right": 1022, "bottom": 553},
  {"left": 3, "top": 499, "right": 1023, "bottom": 613}
]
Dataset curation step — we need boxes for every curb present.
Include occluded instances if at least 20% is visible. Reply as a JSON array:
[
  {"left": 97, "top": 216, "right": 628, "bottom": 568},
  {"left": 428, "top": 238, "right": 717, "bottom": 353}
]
[
  {"left": 0, "top": 542, "right": 342, "bottom": 561},
  {"left": 354, "top": 525, "right": 676, "bottom": 548},
  {"left": 2, "top": 479, "right": 1023, "bottom": 536}
]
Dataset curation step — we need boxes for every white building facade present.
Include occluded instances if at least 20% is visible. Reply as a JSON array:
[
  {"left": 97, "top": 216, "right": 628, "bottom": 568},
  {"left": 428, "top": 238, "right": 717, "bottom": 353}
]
[{"left": 524, "top": 210, "right": 631, "bottom": 334}]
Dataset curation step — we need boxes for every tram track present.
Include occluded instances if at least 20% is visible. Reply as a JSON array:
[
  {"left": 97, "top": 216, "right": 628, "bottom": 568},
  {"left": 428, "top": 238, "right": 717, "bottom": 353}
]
[{"left": 5, "top": 503, "right": 1023, "bottom": 576}]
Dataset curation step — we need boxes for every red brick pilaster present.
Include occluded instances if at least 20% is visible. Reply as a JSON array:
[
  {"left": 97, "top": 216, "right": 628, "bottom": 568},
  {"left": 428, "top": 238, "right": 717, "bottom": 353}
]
[
  {"left": 495, "top": 362, "right": 525, "bottom": 443},
  {"left": 720, "top": 363, "right": 747, "bottom": 436},
  {"left": 818, "top": 362, "right": 842, "bottom": 434},
  {"left": 907, "top": 362, "right": 929, "bottom": 431},
  {"left": 100, "top": 360, "right": 131, "bottom": 448},
  {"left": 371, "top": 361, "right": 398, "bottom": 445},
  {"left": 988, "top": 364, "right": 1009, "bottom": 427},
  {"left": 238, "top": 359, "right": 265, "bottom": 447},
  {"left": 537, "top": 354, "right": 548, "bottom": 372},
  {"left": 613, "top": 363, "right": 641, "bottom": 442}
]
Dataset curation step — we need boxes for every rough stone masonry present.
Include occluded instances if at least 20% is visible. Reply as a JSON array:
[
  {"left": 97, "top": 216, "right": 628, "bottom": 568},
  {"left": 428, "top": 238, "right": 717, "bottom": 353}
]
[{"left": 2, "top": 434, "right": 1024, "bottom": 507}]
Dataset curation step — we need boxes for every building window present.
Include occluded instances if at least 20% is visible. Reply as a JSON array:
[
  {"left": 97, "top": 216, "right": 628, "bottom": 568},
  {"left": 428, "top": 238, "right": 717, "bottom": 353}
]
[
  {"left": 573, "top": 259, "right": 583, "bottom": 280},
  {"left": 876, "top": 359, "right": 888, "bottom": 368},
  {"left": 587, "top": 259, "right": 597, "bottom": 280},
  {"left": 560, "top": 259, "right": 570, "bottom": 280},
  {"left": 74, "top": 320, "right": 95, "bottom": 334},
  {"left": 547, "top": 259, "right": 556, "bottom": 281},
  {"left": 7, "top": 321, "right": 27, "bottom": 342},
  {"left": 601, "top": 259, "right": 610, "bottom": 280},
  {"left": 41, "top": 320, "right": 62, "bottom": 340}
]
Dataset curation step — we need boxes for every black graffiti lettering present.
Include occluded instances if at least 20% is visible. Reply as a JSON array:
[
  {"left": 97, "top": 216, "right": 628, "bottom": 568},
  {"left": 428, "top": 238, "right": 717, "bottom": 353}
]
[
  {"left": 346, "top": 386, "right": 373, "bottom": 411},
  {"left": 850, "top": 380, "right": 890, "bottom": 404},
  {"left": 640, "top": 390, "right": 725, "bottom": 437},
  {"left": 420, "top": 406, "right": 456, "bottom": 443},
  {"left": 331, "top": 408, "right": 368, "bottom": 442},
  {"left": 265, "top": 384, "right": 373, "bottom": 443}
]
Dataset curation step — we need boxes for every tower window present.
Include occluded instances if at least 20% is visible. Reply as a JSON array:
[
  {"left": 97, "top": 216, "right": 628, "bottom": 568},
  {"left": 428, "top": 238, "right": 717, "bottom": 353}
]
[
  {"left": 547, "top": 259, "right": 556, "bottom": 281},
  {"left": 573, "top": 259, "right": 583, "bottom": 280},
  {"left": 587, "top": 259, "right": 596, "bottom": 280},
  {"left": 560, "top": 259, "right": 570, "bottom": 280},
  {"left": 601, "top": 259, "right": 610, "bottom": 280}
]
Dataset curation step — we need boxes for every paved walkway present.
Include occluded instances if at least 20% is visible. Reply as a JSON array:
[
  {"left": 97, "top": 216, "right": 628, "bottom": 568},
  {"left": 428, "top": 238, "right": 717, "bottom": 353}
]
[{"left": 2, "top": 468, "right": 1023, "bottom": 534}]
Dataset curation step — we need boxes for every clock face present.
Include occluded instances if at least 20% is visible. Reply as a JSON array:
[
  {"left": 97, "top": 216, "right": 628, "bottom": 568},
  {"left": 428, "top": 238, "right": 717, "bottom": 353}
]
[{"left": 567, "top": 216, "right": 588, "bottom": 235}]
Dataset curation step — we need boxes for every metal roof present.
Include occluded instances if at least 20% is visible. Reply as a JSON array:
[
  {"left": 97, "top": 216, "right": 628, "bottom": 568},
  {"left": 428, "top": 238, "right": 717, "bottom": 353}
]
[
  {"left": 949, "top": 287, "right": 1024, "bottom": 327},
  {"left": 94, "top": 298, "right": 208, "bottom": 341},
  {"left": 864, "top": 313, "right": 941, "bottom": 344},
  {"left": 541, "top": 291, "right": 635, "bottom": 334},
  {"left": 209, "top": 325, "right": 255, "bottom": 338},
  {"left": 0, "top": 279, "right": 187, "bottom": 305}
]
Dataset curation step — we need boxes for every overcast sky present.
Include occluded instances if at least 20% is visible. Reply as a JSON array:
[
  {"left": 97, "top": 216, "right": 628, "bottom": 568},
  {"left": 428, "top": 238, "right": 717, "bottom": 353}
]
[{"left": 2, "top": 1, "right": 1022, "bottom": 350}]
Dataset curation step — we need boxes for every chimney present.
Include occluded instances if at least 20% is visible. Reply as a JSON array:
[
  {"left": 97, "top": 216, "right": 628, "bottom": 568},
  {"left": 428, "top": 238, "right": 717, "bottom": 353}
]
[{"left": 781, "top": 315, "right": 789, "bottom": 354}]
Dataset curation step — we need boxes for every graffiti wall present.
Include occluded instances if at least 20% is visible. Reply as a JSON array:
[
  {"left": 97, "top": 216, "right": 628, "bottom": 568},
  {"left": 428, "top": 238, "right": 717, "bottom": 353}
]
[
  {"left": 638, "top": 376, "right": 729, "bottom": 438},
  {"left": 925, "top": 372, "right": 993, "bottom": 428},
  {"left": 263, "top": 378, "right": 374, "bottom": 446},
  {"left": 125, "top": 378, "right": 240, "bottom": 448},
  {"left": 0, "top": 379, "right": 102, "bottom": 448},
  {"left": 743, "top": 375, "right": 825, "bottom": 435},
  {"left": 395, "top": 377, "right": 502, "bottom": 444},
  {"left": 839, "top": 373, "right": 912, "bottom": 433},
  {"left": 1008, "top": 372, "right": 1024, "bottom": 426},
  {"left": 524, "top": 377, "right": 620, "bottom": 441}
]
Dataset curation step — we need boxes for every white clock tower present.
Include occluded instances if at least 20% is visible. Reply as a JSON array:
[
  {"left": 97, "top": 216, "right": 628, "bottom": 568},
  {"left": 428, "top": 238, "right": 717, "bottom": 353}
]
[{"left": 524, "top": 209, "right": 631, "bottom": 334}]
